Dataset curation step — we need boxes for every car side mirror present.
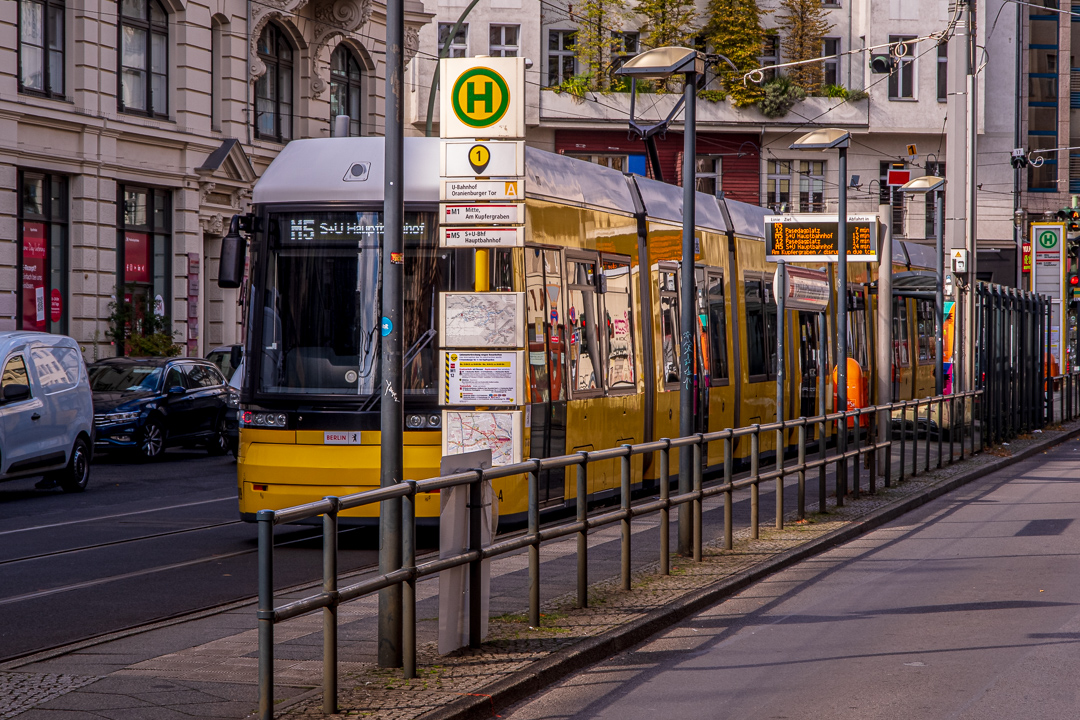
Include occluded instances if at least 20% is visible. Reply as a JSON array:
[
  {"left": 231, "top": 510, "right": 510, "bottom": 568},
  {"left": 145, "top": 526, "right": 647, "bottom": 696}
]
[
  {"left": 2, "top": 384, "right": 30, "bottom": 403},
  {"left": 229, "top": 345, "right": 242, "bottom": 369},
  {"left": 167, "top": 385, "right": 186, "bottom": 396}
]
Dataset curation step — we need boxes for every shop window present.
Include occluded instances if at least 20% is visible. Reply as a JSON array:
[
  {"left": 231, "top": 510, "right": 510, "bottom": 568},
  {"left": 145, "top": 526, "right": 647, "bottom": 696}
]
[
  {"left": 18, "top": 171, "right": 68, "bottom": 334},
  {"left": 117, "top": 184, "right": 172, "bottom": 354}
]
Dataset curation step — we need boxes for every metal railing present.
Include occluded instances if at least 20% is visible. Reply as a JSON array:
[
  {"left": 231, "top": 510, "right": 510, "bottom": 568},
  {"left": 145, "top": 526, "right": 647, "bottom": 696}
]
[{"left": 254, "top": 390, "right": 1011, "bottom": 719}]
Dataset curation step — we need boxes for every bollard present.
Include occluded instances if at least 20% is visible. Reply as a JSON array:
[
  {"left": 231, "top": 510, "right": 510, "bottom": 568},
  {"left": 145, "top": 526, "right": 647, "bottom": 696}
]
[
  {"left": 621, "top": 447, "right": 632, "bottom": 592},
  {"left": 660, "top": 443, "right": 670, "bottom": 575},
  {"left": 257, "top": 510, "right": 275, "bottom": 720},
  {"left": 528, "top": 463, "right": 540, "bottom": 628},
  {"left": 576, "top": 456, "right": 588, "bottom": 608},
  {"left": 750, "top": 429, "right": 760, "bottom": 539},
  {"left": 324, "top": 499, "right": 340, "bottom": 707}
]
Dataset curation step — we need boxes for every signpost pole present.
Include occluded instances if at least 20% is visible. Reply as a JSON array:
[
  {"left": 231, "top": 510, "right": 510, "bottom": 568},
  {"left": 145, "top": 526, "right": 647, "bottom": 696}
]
[
  {"left": 876, "top": 202, "right": 892, "bottom": 476},
  {"left": 678, "top": 67, "right": 697, "bottom": 557},
  {"left": 379, "top": 0, "right": 404, "bottom": 669}
]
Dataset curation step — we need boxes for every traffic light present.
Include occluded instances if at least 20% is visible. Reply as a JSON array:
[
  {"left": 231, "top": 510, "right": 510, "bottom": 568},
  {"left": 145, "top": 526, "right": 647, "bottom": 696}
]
[
  {"left": 869, "top": 55, "right": 894, "bottom": 73},
  {"left": 1056, "top": 207, "right": 1080, "bottom": 233},
  {"left": 1069, "top": 272, "right": 1080, "bottom": 298}
]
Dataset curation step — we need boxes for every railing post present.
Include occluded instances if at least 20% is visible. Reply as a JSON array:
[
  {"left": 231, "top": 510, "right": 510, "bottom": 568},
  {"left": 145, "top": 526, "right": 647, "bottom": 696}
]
[
  {"left": 884, "top": 401, "right": 893, "bottom": 488},
  {"left": 959, "top": 395, "right": 966, "bottom": 461},
  {"left": 693, "top": 438, "right": 703, "bottom": 561},
  {"left": 899, "top": 402, "right": 906, "bottom": 482},
  {"left": 924, "top": 401, "right": 931, "bottom": 473},
  {"left": 750, "top": 428, "right": 760, "bottom": 539},
  {"left": 851, "top": 411, "right": 860, "bottom": 500},
  {"left": 468, "top": 470, "right": 483, "bottom": 649},
  {"left": 868, "top": 410, "right": 876, "bottom": 495},
  {"left": 937, "top": 397, "right": 943, "bottom": 468},
  {"left": 834, "top": 412, "right": 844, "bottom": 507},
  {"left": 912, "top": 400, "right": 920, "bottom": 477},
  {"left": 818, "top": 413, "right": 827, "bottom": 513},
  {"left": 723, "top": 435, "right": 733, "bottom": 550},
  {"left": 528, "top": 461, "right": 540, "bottom": 628},
  {"left": 323, "top": 498, "right": 340, "bottom": 708},
  {"left": 620, "top": 446, "right": 632, "bottom": 592},
  {"left": 576, "top": 454, "right": 589, "bottom": 608},
  {"left": 775, "top": 422, "right": 784, "bottom": 530},
  {"left": 659, "top": 443, "right": 670, "bottom": 574},
  {"left": 797, "top": 423, "right": 806, "bottom": 519},
  {"left": 402, "top": 488, "right": 416, "bottom": 681},
  {"left": 257, "top": 509, "right": 275, "bottom": 720}
]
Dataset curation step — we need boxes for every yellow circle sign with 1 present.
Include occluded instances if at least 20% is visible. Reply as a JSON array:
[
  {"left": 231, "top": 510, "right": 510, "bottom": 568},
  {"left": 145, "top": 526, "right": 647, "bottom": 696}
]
[{"left": 451, "top": 67, "right": 510, "bottom": 128}]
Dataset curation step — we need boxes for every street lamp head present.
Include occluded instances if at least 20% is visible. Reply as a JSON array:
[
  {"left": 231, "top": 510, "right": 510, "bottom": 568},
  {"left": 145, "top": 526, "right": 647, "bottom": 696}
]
[
  {"left": 898, "top": 175, "right": 946, "bottom": 194},
  {"left": 614, "top": 46, "right": 704, "bottom": 79},
  {"left": 789, "top": 127, "right": 850, "bottom": 150}
]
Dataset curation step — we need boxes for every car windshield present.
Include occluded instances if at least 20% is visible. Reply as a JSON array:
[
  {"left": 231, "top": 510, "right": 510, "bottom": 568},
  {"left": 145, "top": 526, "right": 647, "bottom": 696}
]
[
  {"left": 88, "top": 364, "right": 163, "bottom": 392},
  {"left": 256, "top": 211, "right": 448, "bottom": 397}
]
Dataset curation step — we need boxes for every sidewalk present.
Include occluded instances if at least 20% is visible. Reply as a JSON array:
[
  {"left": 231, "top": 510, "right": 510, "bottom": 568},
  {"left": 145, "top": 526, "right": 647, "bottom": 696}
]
[{"left": 4, "top": 421, "right": 1078, "bottom": 720}]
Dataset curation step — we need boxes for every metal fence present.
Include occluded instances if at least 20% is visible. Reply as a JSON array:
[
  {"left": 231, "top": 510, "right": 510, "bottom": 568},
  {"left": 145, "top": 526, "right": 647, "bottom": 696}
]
[{"left": 254, "top": 283, "right": 1074, "bottom": 720}]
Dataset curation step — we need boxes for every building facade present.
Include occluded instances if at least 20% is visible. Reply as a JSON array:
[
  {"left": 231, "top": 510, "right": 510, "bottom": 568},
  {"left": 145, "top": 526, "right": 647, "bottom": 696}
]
[{"left": 2, "top": 0, "right": 431, "bottom": 358}]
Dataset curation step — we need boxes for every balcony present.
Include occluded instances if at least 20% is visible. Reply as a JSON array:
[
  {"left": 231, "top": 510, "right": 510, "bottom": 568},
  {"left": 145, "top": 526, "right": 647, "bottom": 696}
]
[{"left": 539, "top": 89, "right": 870, "bottom": 129}]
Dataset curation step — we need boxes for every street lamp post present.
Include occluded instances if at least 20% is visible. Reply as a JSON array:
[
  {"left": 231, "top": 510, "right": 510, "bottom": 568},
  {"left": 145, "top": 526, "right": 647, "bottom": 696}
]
[
  {"left": 899, "top": 175, "right": 948, "bottom": 395},
  {"left": 616, "top": 47, "right": 704, "bottom": 556},
  {"left": 790, "top": 128, "right": 851, "bottom": 500}
]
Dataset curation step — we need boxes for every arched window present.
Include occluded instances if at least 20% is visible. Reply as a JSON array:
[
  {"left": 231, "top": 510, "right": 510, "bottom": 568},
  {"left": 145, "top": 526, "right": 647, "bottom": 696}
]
[
  {"left": 330, "top": 45, "right": 363, "bottom": 136},
  {"left": 255, "top": 23, "right": 293, "bottom": 142},
  {"left": 119, "top": 0, "right": 168, "bottom": 116}
]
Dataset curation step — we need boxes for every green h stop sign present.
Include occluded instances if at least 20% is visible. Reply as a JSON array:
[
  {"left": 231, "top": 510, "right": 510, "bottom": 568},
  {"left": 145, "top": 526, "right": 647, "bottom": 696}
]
[{"left": 1039, "top": 229, "right": 1059, "bottom": 249}]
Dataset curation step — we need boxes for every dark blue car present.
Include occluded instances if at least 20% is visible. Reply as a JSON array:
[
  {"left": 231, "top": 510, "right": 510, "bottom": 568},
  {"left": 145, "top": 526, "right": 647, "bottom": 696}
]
[{"left": 88, "top": 357, "right": 237, "bottom": 460}]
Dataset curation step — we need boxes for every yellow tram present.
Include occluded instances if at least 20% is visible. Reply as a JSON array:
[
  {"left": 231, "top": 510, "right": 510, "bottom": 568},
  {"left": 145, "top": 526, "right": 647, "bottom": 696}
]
[{"left": 228, "top": 136, "right": 940, "bottom": 525}]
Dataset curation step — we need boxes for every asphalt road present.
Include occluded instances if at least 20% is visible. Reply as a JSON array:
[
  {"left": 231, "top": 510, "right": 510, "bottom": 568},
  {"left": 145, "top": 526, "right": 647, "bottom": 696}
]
[
  {"left": 0, "top": 448, "right": 385, "bottom": 663},
  {"left": 502, "top": 438, "right": 1080, "bottom": 720}
]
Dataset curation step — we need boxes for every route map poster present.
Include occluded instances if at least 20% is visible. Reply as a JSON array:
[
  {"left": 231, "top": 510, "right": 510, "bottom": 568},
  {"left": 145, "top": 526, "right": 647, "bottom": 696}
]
[
  {"left": 439, "top": 292, "right": 525, "bottom": 348},
  {"left": 764, "top": 214, "right": 879, "bottom": 262},
  {"left": 441, "top": 410, "right": 522, "bottom": 466}
]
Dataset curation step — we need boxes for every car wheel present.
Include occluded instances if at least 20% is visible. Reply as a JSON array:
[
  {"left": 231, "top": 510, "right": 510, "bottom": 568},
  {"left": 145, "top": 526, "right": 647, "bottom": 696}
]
[
  {"left": 139, "top": 419, "right": 166, "bottom": 460},
  {"left": 207, "top": 417, "right": 230, "bottom": 456},
  {"left": 56, "top": 438, "right": 91, "bottom": 493}
]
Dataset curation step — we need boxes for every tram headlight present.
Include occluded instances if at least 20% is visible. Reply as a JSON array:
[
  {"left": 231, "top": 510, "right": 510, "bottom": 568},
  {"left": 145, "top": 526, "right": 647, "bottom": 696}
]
[
  {"left": 406, "top": 414, "right": 425, "bottom": 429},
  {"left": 243, "top": 412, "right": 288, "bottom": 427},
  {"left": 427, "top": 414, "right": 441, "bottom": 428}
]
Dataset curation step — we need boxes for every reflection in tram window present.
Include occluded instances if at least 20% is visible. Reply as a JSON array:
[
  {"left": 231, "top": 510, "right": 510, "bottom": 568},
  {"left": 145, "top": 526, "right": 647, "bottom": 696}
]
[
  {"left": 893, "top": 298, "right": 910, "bottom": 367},
  {"left": 745, "top": 277, "right": 777, "bottom": 380},
  {"left": 602, "top": 258, "right": 635, "bottom": 391},
  {"left": 567, "top": 257, "right": 602, "bottom": 394},
  {"left": 707, "top": 272, "right": 729, "bottom": 384},
  {"left": 916, "top": 300, "right": 936, "bottom": 362},
  {"left": 658, "top": 269, "right": 680, "bottom": 387}
]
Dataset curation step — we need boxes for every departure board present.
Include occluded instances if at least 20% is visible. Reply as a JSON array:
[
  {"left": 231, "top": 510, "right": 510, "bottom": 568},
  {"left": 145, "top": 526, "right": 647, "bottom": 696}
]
[{"left": 764, "top": 214, "right": 879, "bottom": 262}]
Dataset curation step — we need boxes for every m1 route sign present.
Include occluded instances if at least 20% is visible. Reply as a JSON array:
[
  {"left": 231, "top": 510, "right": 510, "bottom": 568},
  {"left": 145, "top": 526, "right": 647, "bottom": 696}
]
[{"left": 764, "top": 214, "right": 879, "bottom": 262}]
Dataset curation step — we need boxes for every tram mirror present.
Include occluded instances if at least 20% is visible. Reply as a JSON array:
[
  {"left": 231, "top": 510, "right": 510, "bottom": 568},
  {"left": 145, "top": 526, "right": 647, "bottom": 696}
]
[{"left": 219, "top": 215, "right": 247, "bottom": 289}]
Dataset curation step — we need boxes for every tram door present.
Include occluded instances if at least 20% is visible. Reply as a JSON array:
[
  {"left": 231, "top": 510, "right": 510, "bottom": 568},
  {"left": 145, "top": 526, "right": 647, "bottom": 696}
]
[
  {"left": 525, "top": 247, "right": 567, "bottom": 505},
  {"left": 798, "top": 314, "right": 822, "bottom": 418}
]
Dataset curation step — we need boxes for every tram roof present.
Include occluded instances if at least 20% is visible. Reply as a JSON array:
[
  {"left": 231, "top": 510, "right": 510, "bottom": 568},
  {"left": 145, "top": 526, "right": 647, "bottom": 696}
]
[
  {"left": 630, "top": 176, "right": 728, "bottom": 234},
  {"left": 899, "top": 241, "right": 938, "bottom": 270},
  {"left": 724, "top": 199, "right": 768, "bottom": 240},
  {"left": 524, "top": 148, "right": 637, "bottom": 214},
  {"left": 252, "top": 137, "right": 443, "bottom": 206}
]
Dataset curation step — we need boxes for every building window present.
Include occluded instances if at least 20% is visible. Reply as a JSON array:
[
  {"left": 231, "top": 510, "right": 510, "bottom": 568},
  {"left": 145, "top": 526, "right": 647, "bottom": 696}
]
[
  {"left": 937, "top": 42, "right": 947, "bottom": 102},
  {"left": 696, "top": 155, "right": 722, "bottom": 196},
  {"left": 255, "top": 23, "right": 293, "bottom": 142},
  {"left": 759, "top": 35, "right": 779, "bottom": 82},
  {"left": 18, "top": 171, "right": 68, "bottom": 334},
  {"left": 438, "top": 23, "right": 468, "bottom": 57},
  {"left": 19, "top": 0, "right": 64, "bottom": 97},
  {"left": 565, "top": 153, "right": 628, "bottom": 171},
  {"left": 211, "top": 17, "right": 224, "bottom": 129},
  {"left": 611, "top": 31, "right": 639, "bottom": 71},
  {"left": 1028, "top": 12, "right": 1059, "bottom": 191},
  {"left": 548, "top": 30, "right": 576, "bottom": 87},
  {"left": 823, "top": 38, "right": 840, "bottom": 87},
  {"left": 330, "top": 45, "right": 364, "bottom": 136},
  {"left": 119, "top": 0, "right": 168, "bottom": 116},
  {"left": 888, "top": 35, "right": 916, "bottom": 100},
  {"left": 765, "top": 160, "right": 825, "bottom": 212},
  {"left": 117, "top": 185, "right": 171, "bottom": 354},
  {"left": 879, "top": 161, "right": 906, "bottom": 232},
  {"left": 489, "top": 24, "right": 518, "bottom": 57},
  {"left": 822, "top": 0, "right": 840, "bottom": 7},
  {"left": 924, "top": 162, "right": 945, "bottom": 238}
]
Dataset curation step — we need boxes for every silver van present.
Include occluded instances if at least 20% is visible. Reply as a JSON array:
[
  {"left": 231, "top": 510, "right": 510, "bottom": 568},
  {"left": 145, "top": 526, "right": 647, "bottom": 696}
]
[{"left": 0, "top": 332, "right": 94, "bottom": 492}]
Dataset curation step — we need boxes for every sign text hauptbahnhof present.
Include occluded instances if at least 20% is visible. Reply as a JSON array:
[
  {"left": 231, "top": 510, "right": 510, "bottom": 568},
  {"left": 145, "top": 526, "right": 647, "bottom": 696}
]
[{"left": 764, "top": 214, "right": 879, "bottom": 262}]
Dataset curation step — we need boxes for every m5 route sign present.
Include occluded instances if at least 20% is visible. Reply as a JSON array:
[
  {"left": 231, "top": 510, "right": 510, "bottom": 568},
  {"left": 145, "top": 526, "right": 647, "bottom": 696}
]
[{"left": 440, "top": 57, "right": 525, "bottom": 139}]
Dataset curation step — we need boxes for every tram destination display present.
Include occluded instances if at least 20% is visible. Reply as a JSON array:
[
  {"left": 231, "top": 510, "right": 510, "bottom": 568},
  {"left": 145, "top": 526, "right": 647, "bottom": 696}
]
[{"left": 765, "top": 214, "right": 879, "bottom": 262}]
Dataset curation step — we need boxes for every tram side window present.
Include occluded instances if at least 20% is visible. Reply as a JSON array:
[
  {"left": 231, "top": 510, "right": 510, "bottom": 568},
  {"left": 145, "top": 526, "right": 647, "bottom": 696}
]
[
  {"left": 602, "top": 257, "right": 636, "bottom": 393},
  {"left": 916, "top": 300, "right": 936, "bottom": 362},
  {"left": 707, "top": 272, "right": 729, "bottom": 384},
  {"left": 745, "top": 277, "right": 777, "bottom": 381},
  {"left": 893, "top": 298, "right": 911, "bottom": 367},
  {"left": 658, "top": 268, "right": 680, "bottom": 388},
  {"left": 567, "top": 257, "right": 603, "bottom": 395}
]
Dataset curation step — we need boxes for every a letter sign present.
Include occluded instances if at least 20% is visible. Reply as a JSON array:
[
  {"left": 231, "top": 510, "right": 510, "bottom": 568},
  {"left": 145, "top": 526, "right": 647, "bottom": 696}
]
[{"left": 440, "top": 57, "right": 525, "bottom": 139}]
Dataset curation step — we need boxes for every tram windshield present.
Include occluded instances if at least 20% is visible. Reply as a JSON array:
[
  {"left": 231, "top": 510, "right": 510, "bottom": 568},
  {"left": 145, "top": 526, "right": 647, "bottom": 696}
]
[{"left": 256, "top": 210, "right": 446, "bottom": 398}]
